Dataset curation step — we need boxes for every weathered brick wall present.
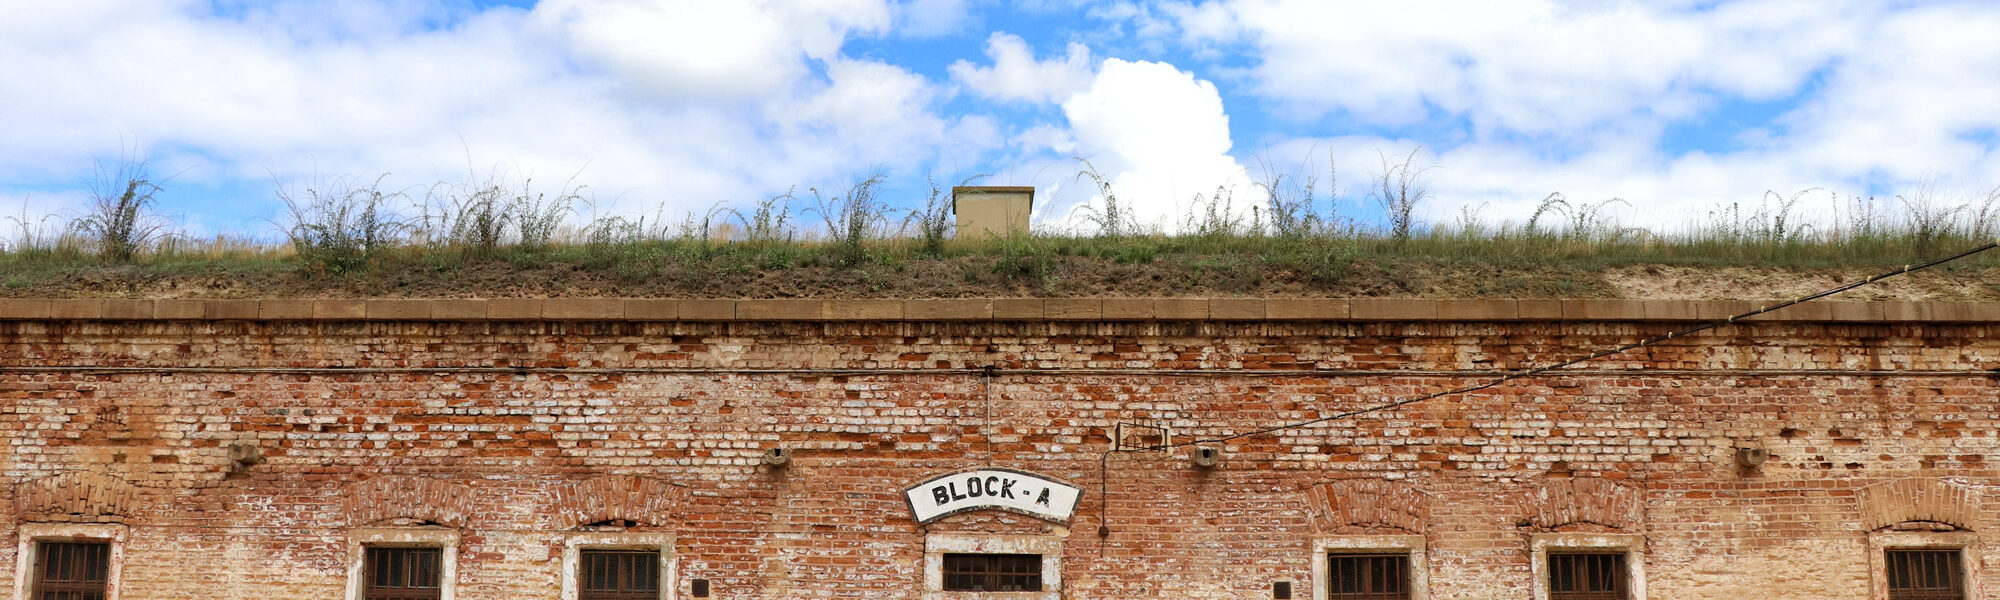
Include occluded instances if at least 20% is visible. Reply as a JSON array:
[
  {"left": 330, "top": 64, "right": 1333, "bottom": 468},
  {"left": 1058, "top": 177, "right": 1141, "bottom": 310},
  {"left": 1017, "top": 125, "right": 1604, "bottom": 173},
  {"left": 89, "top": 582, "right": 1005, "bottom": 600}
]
[{"left": 1, "top": 315, "right": 1997, "bottom": 599}]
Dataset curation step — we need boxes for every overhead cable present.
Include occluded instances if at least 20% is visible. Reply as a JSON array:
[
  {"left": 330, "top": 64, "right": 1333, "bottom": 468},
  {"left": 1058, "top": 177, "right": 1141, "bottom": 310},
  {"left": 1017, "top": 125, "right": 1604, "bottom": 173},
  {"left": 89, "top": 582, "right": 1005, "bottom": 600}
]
[{"left": 1167, "top": 239, "right": 2000, "bottom": 449}]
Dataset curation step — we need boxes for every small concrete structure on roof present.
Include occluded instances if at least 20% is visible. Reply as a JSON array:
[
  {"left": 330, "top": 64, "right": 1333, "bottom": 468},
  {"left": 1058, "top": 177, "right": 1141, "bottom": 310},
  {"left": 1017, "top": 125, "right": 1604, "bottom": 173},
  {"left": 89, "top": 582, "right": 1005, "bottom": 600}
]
[{"left": 952, "top": 186, "right": 1033, "bottom": 239}]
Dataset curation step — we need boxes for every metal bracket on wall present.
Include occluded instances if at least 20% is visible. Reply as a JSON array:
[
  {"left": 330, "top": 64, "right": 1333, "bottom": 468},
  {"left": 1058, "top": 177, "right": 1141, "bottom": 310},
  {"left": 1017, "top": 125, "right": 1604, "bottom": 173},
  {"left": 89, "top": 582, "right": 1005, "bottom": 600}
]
[{"left": 1113, "top": 422, "right": 1173, "bottom": 455}]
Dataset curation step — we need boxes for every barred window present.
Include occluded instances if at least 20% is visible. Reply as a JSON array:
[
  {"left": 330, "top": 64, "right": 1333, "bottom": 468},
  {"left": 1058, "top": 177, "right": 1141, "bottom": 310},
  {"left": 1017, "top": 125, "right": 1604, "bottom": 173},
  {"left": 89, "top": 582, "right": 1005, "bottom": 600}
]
[
  {"left": 364, "top": 546, "right": 443, "bottom": 600},
  {"left": 1886, "top": 550, "right": 1965, "bottom": 600},
  {"left": 1547, "top": 552, "right": 1628, "bottom": 600},
  {"left": 579, "top": 550, "right": 661, "bottom": 600},
  {"left": 942, "top": 553, "right": 1042, "bottom": 592},
  {"left": 32, "top": 541, "right": 110, "bottom": 600},
  {"left": 1326, "top": 554, "right": 1410, "bottom": 600}
]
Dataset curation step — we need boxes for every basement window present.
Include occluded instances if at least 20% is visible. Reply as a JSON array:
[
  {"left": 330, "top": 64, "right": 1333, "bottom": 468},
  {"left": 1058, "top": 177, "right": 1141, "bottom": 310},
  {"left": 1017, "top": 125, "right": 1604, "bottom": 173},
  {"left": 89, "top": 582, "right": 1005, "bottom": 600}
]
[
  {"left": 942, "top": 553, "right": 1043, "bottom": 592},
  {"left": 32, "top": 541, "right": 111, "bottom": 600},
  {"left": 364, "top": 546, "right": 443, "bottom": 600},
  {"left": 1546, "top": 553, "right": 1628, "bottom": 600},
  {"left": 13, "top": 523, "right": 127, "bottom": 600},
  {"left": 560, "top": 531, "right": 673, "bottom": 600},
  {"left": 345, "top": 528, "right": 458, "bottom": 600},
  {"left": 578, "top": 550, "right": 661, "bottom": 600},
  {"left": 1868, "top": 531, "right": 1977, "bottom": 600},
  {"left": 1528, "top": 534, "right": 1645, "bottom": 600},
  {"left": 1312, "top": 535, "right": 1427, "bottom": 600},
  {"left": 1885, "top": 550, "right": 1965, "bottom": 600},
  {"left": 1326, "top": 554, "right": 1410, "bottom": 600},
  {"left": 922, "top": 533, "right": 1061, "bottom": 600}
]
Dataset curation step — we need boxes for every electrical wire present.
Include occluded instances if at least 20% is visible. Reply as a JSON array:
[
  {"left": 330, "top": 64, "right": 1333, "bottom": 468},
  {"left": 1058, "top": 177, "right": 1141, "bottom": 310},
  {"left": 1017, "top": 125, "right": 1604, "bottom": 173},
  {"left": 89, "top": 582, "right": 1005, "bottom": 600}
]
[
  {"left": 1094, "top": 238, "right": 2000, "bottom": 537},
  {"left": 1181, "top": 239, "right": 2000, "bottom": 448}
]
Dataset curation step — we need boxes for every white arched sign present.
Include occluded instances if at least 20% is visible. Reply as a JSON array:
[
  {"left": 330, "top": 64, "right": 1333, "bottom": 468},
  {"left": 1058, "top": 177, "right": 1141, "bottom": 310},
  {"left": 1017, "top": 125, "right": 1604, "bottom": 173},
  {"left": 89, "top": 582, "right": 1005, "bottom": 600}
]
[{"left": 903, "top": 468, "right": 1082, "bottom": 524}]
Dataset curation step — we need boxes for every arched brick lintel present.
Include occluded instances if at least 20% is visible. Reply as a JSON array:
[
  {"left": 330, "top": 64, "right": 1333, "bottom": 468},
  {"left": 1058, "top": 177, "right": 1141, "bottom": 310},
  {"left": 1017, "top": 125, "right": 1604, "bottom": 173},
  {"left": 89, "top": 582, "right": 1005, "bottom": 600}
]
[
  {"left": 1519, "top": 478, "right": 1644, "bottom": 530},
  {"left": 13, "top": 471, "right": 142, "bottom": 523},
  {"left": 342, "top": 476, "right": 475, "bottom": 527},
  {"left": 554, "top": 475, "right": 685, "bottom": 529},
  {"left": 1860, "top": 479, "right": 1981, "bottom": 531},
  {"left": 1304, "top": 479, "right": 1431, "bottom": 534}
]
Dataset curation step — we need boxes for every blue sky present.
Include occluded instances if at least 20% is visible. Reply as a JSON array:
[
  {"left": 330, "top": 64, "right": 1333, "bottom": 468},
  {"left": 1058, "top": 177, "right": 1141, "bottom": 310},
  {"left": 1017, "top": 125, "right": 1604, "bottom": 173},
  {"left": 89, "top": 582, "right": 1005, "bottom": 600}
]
[{"left": 4, "top": 0, "right": 2000, "bottom": 239}]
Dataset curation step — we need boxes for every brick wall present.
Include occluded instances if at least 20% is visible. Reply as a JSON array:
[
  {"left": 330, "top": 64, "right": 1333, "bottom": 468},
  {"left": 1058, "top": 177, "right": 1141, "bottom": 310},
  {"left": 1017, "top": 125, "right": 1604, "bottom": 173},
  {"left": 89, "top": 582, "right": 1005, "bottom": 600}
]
[{"left": 1, "top": 304, "right": 1997, "bottom": 599}]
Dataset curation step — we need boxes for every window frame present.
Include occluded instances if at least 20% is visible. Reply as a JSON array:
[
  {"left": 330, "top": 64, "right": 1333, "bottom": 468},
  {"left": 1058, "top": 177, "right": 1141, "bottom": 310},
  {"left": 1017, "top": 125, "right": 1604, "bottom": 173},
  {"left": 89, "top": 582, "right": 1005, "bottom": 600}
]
[
  {"left": 1545, "top": 551, "right": 1627, "bottom": 600},
  {"left": 346, "top": 527, "right": 459, "bottom": 600},
  {"left": 1312, "top": 535, "right": 1427, "bottom": 600},
  {"left": 1869, "top": 531, "right": 1979, "bottom": 600},
  {"left": 922, "top": 533, "right": 1061, "bottom": 600},
  {"left": 362, "top": 546, "right": 445, "bottom": 600},
  {"left": 560, "top": 532, "right": 675, "bottom": 600},
  {"left": 1529, "top": 534, "right": 1645, "bottom": 600},
  {"left": 12, "top": 523, "right": 126, "bottom": 600},
  {"left": 941, "top": 553, "right": 1044, "bottom": 592}
]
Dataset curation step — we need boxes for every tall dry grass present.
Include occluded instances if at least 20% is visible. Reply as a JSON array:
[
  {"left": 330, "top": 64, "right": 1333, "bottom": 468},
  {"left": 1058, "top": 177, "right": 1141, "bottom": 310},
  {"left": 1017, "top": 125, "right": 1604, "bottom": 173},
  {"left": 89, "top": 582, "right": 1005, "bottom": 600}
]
[{"left": 5, "top": 156, "right": 2000, "bottom": 285}]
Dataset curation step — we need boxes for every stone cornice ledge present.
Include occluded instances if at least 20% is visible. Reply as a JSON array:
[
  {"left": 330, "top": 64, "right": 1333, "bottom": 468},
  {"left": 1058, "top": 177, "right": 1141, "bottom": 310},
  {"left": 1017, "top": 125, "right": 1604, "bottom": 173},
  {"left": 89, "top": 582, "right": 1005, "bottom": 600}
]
[{"left": 0, "top": 298, "right": 1994, "bottom": 323}]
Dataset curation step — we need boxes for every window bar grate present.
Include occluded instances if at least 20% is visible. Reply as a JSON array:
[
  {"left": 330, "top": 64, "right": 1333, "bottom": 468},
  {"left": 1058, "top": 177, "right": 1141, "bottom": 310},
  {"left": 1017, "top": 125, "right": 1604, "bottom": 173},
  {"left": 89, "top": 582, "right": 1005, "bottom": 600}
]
[
  {"left": 1887, "top": 549, "right": 1965, "bottom": 600},
  {"left": 1548, "top": 553, "right": 1627, "bottom": 600},
  {"left": 363, "top": 547, "right": 443, "bottom": 600},
  {"left": 1326, "top": 554, "right": 1409, "bottom": 600},
  {"left": 579, "top": 550, "right": 660, "bottom": 600},
  {"left": 33, "top": 541, "right": 111, "bottom": 600},
  {"left": 942, "top": 553, "right": 1042, "bottom": 592}
]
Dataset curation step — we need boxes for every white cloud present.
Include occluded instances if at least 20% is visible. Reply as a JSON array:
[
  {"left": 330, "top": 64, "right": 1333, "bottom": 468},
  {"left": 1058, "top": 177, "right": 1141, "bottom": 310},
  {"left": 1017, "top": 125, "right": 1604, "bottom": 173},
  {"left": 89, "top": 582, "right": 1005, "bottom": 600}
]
[
  {"left": 11, "top": 0, "right": 1998, "bottom": 243},
  {"left": 949, "top": 32, "right": 1095, "bottom": 104},
  {"left": 1166, "top": 0, "right": 2000, "bottom": 230},
  {"left": 0, "top": 0, "right": 977, "bottom": 233},
  {"left": 897, "top": 0, "right": 974, "bottom": 37},
  {"left": 764, "top": 57, "right": 959, "bottom": 179},
  {"left": 1773, "top": 3, "right": 2000, "bottom": 185},
  {"left": 1059, "top": 58, "right": 1252, "bottom": 233},
  {"left": 1179, "top": 0, "right": 1856, "bottom": 137},
  {"left": 1013, "top": 125, "right": 1077, "bottom": 157},
  {"left": 1155, "top": 1, "right": 1239, "bottom": 51},
  {"left": 533, "top": 0, "right": 893, "bottom": 100}
]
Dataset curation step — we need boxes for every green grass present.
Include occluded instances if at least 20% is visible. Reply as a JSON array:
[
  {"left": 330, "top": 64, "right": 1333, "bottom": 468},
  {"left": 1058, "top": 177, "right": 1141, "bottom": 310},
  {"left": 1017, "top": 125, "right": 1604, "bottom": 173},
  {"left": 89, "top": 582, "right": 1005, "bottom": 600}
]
[
  {"left": 4, "top": 227, "right": 1998, "bottom": 298},
  {"left": 5, "top": 163, "right": 2000, "bottom": 297}
]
